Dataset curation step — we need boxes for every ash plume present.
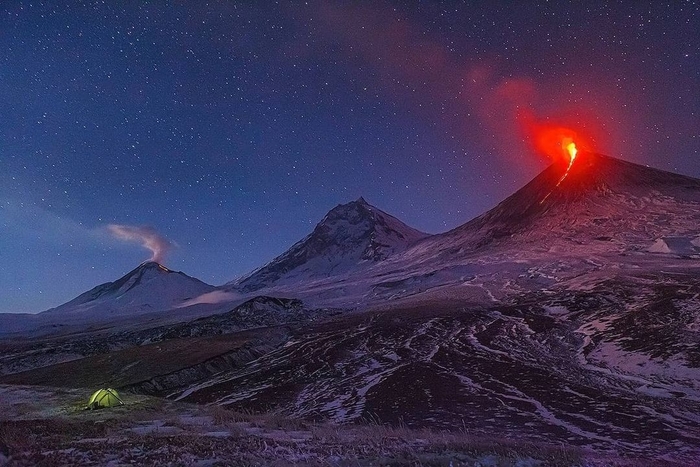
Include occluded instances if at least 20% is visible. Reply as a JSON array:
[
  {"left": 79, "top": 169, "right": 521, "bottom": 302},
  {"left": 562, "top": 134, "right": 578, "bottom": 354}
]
[
  {"left": 311, "top": 2, "right": 610, "bottom": 167},
  {"left": 107, "top": 224, "right": 174, "bottom": 264}
]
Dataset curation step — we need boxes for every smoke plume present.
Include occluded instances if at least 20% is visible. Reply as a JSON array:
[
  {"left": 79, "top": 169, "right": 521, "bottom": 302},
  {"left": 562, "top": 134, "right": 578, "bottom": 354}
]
[
  {"left": 107, "top": 224, "right": 174, "bottom": 264},
  {"left": 311, "top": 2, "right": 609, "bottom": 167}
]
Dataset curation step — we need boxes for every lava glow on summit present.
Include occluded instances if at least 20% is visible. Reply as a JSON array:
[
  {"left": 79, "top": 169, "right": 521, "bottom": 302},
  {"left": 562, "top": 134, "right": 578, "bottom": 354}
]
[
  {"left": 522, "top": 118, "right": 591, "bottom": 203},
  {"left": 527, "top": 122, "right": 581, "bottom": 166},
  {"left": 558, "top": 137, "right": 578, "bottom": 187}
]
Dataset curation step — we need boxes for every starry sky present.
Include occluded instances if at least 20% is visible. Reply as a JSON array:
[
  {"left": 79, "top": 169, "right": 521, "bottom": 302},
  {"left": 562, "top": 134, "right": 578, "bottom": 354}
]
[{"left": 1, "top": 1, "right": 698, "bottom": 313}]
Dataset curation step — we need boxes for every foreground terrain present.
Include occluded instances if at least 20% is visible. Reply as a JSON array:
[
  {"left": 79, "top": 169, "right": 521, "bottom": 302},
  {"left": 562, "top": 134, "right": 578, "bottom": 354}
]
[
  {"left": 0, "top": 385, "right": 664, "bottom": 466},
  {"left": 1, "top": 280, "right": 699, "bottom": 465}
]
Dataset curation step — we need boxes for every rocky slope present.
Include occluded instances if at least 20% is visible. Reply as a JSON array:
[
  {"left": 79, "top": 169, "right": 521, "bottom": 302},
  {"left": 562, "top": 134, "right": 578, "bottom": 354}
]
[
  {"left": 230, "top": 197, "right": 428, "bottom": 293},
  {"left": 416, "top": 151, "right": 700, "bottom": 258}
]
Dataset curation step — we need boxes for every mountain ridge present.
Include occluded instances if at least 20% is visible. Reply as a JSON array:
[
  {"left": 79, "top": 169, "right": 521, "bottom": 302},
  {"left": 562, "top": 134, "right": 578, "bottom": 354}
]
[
  {"left": 404, "top": 152, "right": 700, "bottom": 259},
  {"left": 230, "top": 197, "right": 429, "bottom": 292},
  {"left": 25, "top": 153, "right": 700, "bottom": 320}
]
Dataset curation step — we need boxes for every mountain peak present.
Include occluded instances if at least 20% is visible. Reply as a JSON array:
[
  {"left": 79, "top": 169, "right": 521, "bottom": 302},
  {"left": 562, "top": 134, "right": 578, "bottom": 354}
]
[
  {"left": 443, "top": 152, "right": 700, "bottom": 253},
  {"left": 43, "top": 262, "right": 214, "bottom": 316},
  {"left": 232, "top": 199, "right": 428, "bottom": 292},
  {"left": 537, "top": 152, "right": 700, "bottom": 201}
]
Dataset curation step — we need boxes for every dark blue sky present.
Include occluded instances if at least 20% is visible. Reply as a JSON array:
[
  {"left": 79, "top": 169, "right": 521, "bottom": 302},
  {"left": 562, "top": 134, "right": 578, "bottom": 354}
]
[{"left": 1, "top": 1, "right": 698, "bottom": 313}]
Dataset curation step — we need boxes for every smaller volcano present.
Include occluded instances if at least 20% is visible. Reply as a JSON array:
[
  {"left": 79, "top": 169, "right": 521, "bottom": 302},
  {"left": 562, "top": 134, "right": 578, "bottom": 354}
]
[{"left": 43, "top": 262, "right": 214, "bottom": 316}]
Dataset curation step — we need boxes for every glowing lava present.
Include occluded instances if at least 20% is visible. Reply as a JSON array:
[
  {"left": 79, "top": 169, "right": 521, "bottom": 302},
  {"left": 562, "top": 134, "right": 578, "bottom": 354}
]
[
  {"left": 527, "top": 123, "right": 580, "bottom": 164},
  {"left": 556, "top": 138, "right": 578, "bottom": 187},
  {"left": 518, "top": 111, "right": 598, "bottom": 203},
  {"left": 540, "top": 130, "right": 578, "bottom": 204}
]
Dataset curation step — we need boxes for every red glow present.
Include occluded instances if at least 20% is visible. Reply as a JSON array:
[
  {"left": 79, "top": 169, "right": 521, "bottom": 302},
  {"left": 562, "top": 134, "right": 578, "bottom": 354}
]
[
  {"left": 519, "top": 112, "right": 594, "bottom": 167},
  {"left": 519, "top": 115, "right": 595, "bottom": 204},
  {"left": 531, "top": 124, "right": 580, "bottom": 164}
]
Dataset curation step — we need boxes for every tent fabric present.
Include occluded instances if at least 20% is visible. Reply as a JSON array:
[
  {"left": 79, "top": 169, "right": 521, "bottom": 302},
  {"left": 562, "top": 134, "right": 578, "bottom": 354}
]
[{"left": 86, "top": 388, "right": 123, "bottom": 409}]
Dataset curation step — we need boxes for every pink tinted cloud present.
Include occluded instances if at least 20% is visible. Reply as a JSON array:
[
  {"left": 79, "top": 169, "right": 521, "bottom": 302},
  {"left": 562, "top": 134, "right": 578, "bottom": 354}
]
[{"left": 311, "top": 2, "right": 611, "bottom": 166}]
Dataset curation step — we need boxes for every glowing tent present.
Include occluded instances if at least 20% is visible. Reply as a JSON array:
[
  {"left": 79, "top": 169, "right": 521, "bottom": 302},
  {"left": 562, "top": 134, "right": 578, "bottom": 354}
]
[{"left": 86, "top": 388, "right": 123, "bottom": 409}]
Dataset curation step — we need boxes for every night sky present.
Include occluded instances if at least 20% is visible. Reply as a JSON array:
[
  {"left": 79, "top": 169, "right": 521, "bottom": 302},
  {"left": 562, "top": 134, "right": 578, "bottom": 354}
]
[{"left": 1, "top": 1, "right": 698, "bottom": 313}]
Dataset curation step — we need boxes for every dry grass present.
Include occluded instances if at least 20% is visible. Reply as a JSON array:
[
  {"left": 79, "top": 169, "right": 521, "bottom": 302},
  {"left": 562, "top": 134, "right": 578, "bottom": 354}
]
[
  {"left": 0, "top": 384, "right": 683, "bottom": 467},
  {"left": 0, "top": 415, "right": 666, "bottom": 467},
  {"left": 207, "top": 404, "right": 255, "bottom": 425},
  {"left": 252, "top": 410, "right": 311, "bottom": 431},
  {"left": 207, "top": 404, "right": 313, "bottom": 431}
]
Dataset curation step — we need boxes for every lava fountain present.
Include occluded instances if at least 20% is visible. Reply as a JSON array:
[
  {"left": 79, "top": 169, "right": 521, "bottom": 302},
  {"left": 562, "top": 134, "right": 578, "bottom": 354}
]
[
  {"left": 557, "top": 137, "right": 578, "bottom": 187},
  {"left": 523, "top": 121, "right": 588, "bottom": 203}
]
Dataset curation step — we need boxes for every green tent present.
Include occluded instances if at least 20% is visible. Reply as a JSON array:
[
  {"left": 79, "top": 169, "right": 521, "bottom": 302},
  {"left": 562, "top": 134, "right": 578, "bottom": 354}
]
[{"left": 86, "top": 388, "right": 123, "bottom": 409}]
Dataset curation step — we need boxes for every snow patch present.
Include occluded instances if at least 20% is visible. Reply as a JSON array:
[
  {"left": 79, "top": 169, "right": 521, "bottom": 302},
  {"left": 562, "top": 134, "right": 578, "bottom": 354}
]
[
  {"left": 179, "top": 290, "right": 239, "bottom": 307},
  {"left": 648, "top": 237, "right": 700, "bottom": 255}
]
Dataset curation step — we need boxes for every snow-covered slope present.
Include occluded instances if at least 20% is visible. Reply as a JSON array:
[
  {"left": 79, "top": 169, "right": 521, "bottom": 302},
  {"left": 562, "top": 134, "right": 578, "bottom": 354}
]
[
  {"left": 230, "top": 153, "right": 700, "bottom": 308},
  {"left": 166, "top": 158, "right": 700, "bottom": 461},
  {"left": 9, "top": 154, "right": 700, "bottom": 328},
  {"left": 402, "top": 152, "right": 700, "bottom": 264},
  {"left": 42, "top": 262, "right": 215, "bottom": 316},
  {"left": 231, "top": 197, "right": 428, "bottom": 292}
]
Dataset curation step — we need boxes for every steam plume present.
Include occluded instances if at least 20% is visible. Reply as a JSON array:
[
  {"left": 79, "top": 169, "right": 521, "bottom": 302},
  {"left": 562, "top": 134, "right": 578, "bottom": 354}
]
[
  {"left": 107, "top": 224, "right": 174, "bottom": 264},
  {"left": 312, "top": 2, "right": 607, "bottom": 166}
]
